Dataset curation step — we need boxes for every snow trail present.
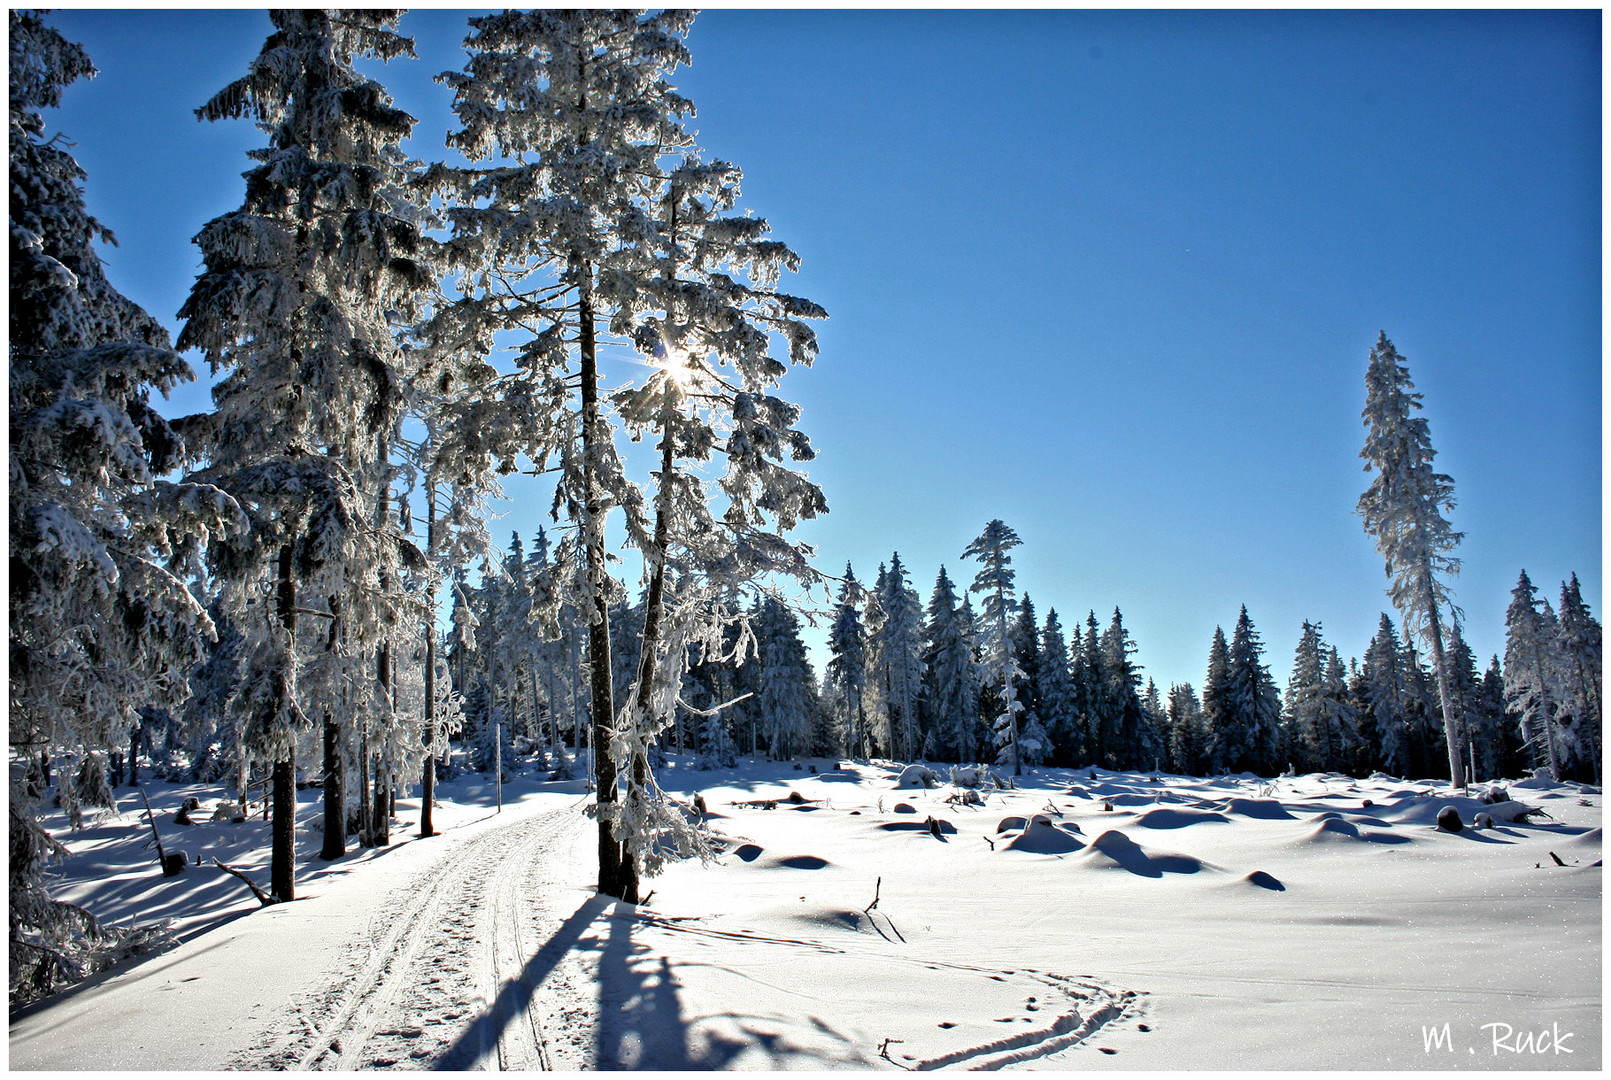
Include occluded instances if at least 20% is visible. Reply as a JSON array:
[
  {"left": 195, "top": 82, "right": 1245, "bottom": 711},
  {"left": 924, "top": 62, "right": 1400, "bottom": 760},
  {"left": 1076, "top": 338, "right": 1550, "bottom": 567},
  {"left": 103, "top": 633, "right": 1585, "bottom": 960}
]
[{"left": 238, "top": 798, "right": 587, "bottom": 1070}]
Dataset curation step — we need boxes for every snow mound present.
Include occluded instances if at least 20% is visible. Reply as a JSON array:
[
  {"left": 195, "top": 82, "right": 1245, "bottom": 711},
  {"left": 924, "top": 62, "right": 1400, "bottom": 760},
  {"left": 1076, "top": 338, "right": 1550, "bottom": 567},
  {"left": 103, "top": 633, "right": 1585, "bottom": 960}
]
[
  {"left": 730, "top": 843, "right": 765, "bottom": 863},
  {"left": 1304, "top": 818, "right": 1363, "bottom": 842},
  {"left": 895, "top": 765, "right": 940, "bottom": 789},
  {"left": 1131, "top": 807, "right": 1228, "bottom": 829},
  {"left": 1076, "top": 829, "right": 1218, "bottom": 877},
  {"left": 892, "top": 802, "right": 918, "bottom": 814},
  {"left": 1379, "top": 794, "right": 1541, "bottom": 827},
  {"left": 1239, "top": 870, "right": 1286, "bottom": 891},
  {"left": 995, "top": 815, "right": 1029, "bottom": 834},
  {"left": 1211, "top": 798, "right": 1294, "bottom": 820},
  {"left": 1000, "top": 815, "right": 1085, "bottom": 855},
  {"left": 1569, "top": 827, "right": 1602, "bottom": 847}
]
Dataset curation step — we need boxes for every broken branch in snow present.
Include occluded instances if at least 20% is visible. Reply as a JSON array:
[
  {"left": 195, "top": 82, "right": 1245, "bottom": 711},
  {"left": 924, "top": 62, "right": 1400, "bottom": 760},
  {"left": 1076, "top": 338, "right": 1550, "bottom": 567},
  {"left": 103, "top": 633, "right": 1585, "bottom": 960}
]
[
  {"left": 864, "top": 876, "right": 881, "bottom": 914},
  {"left": 213, "top": 858, "right": 279, "bottom": 906}
]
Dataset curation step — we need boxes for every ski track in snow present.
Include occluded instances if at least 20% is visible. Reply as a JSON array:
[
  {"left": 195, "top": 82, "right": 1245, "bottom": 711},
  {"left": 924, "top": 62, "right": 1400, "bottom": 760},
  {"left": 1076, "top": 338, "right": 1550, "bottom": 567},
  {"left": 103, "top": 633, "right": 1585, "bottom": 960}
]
[
  {"left": 234, "top": 799, "right": 587, "bottom": 1071},
  {"left": 220, "top": 795, "right": 1136, "bottom": 1071}
]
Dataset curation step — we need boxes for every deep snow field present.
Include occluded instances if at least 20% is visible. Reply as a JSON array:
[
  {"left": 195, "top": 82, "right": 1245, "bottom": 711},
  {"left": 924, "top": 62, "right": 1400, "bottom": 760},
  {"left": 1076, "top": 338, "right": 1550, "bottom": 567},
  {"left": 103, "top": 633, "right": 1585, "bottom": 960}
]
[{"left": 9, "top": 757, "right": 1601, "bottom": 1071}]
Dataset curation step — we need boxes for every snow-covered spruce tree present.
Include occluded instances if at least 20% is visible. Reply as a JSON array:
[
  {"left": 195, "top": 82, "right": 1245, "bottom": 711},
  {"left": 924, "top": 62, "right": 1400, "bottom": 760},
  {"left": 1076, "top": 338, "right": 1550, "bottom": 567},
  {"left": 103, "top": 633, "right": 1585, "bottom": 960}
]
[
  {"left": 1099, "top": 608, "right": 1149, "bottom": 770},
  {"left": 1358, "top": 614, "right": 1411, "bottom": 775},
  {"left": 756, "top": 597, "right": 815, "bottom": 759},
  {"left": 1477, "top": 655, "right": 1524, "bottom": 779},
  {"left": 1554, "top": 574, "right": 1602, "bottom": 784},
  {"left": 827, "top": 566, "right": 870, "bottom": 758},
  {"left": 1218, "top": 607, "right": 1282, "bottom": 774},
  {"left": 1035, "top": 609, "right": 1080, "bottom": 766},
  {"left": 1320, "top": 645, "right": 1357, "bottom": 774},
  {"left": 1397, "top": 639, "right": 1445, "bottom": 779},
  {"left": 434, "top": 9, "right": 702, "bottom": 900},
  {"left": 1285, "top": 621, "right": 1352, "bottom": 773},
  {"left": 607, "top": 143, "right": 827, "bottom": 898},
  {"left": 1072, "top": 612, "right": 1105, "bottom": 766},
  {"left": 9, "top": 10, "right": 239, "bottom": 1002},
  {"left": 177, "top": 10, "right": 432, "bottom": 898},
  {"left": 1200, "top": 626, "right": 1232, "bottom": 773},
  {"left": 1167, "top": 682, "right": 1204, "bottom": 776},
  {"left": 404, "top": 400, "right": 496, "bottom": 832},
  {"left": 1141, "top": 679, "right": 1167, "bottom": 773},
  {"left": 964, "top": 520, "right": 1026, "bottom": 775},
  {"left": 1357, "top": 331, "right": 1467, "bottom": 787},
  {"left": 1011, "top": 595, "right": 1046, "bottom": 763},
  {"left": 1504, "top": 570, "right": 1562, "bottom": 778},
  {"left": 866, "top": 553, "right": 925, "bottom": 761},
  {"left": 1441, "top": 619, "right": 1489, "bottom": 782},
  {"left": 919, "top": 566, "right": 980, "bottom": 762}
]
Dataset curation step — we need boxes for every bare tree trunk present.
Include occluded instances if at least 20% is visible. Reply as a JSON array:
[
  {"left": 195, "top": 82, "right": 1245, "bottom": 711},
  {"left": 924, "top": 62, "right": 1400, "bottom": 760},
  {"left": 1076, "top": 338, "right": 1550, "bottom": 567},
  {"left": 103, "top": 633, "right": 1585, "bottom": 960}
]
[
  {"left": 320, "top": 715, "right": 344, "bottom": 860},
  {"left": 580, "top": 269, "right": 622, "bottom": 899},
  {"left": 320, "top": 596, "right": 344, "bottom": 860},
  {"left": 357, "top": 722, "right": 373, "bottom": 847},
  {"left": 270, "top": 542, "right": 298, "bottom": 902},
  {"left": 618, "top": 410, "right": 677, "bottom": 906},
  {"left": 421, "top": 482, "right": 438, "bottom": 839},
  {"left": 373, "top": 638, "right": 391, "bottom": 846},
  {"left": 1423, "top": 594, "right": 1465, "bottom": 788}
]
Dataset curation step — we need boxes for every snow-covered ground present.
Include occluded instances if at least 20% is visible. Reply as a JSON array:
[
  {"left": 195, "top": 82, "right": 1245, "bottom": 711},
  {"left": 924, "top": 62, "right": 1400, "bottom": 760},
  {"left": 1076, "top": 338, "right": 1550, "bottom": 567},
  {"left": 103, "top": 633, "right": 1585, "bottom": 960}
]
[{"left": 9, "top": 759, "right": 1601, "bottom": 1070}]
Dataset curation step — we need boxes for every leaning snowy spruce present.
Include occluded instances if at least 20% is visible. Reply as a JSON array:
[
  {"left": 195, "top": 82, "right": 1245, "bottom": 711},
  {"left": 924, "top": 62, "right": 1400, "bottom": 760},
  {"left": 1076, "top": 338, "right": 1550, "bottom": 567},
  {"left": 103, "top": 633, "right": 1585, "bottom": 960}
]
[{"left": 1356, "top": 332, "right": 1467, "bottom": 787}]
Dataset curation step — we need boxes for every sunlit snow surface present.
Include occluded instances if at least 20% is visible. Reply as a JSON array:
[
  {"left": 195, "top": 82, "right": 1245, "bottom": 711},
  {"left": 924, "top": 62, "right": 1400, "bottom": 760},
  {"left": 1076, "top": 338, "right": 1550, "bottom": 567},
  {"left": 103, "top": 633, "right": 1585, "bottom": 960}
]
[{"left": 10, "top": 759, "right": 1601, "bottom": 1070}]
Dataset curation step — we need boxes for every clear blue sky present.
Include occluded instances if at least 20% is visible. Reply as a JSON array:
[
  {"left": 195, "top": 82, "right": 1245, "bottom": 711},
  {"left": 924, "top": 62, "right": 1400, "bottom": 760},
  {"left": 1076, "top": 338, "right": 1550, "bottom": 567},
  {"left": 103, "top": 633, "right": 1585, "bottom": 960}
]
[{"left": 45, "top": 8, "right": 1600, "bottom": 693}]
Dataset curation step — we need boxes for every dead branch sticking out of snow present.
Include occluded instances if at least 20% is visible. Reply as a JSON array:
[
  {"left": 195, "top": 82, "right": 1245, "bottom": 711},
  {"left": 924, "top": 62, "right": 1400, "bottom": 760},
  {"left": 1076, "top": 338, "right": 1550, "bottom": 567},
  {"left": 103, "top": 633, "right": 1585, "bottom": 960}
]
[
  {"left": 138, "top": 786, "right": 187, "bottom": 876},
  {"left": 213, "top": 858, "right": 279, "bottom": 906}
]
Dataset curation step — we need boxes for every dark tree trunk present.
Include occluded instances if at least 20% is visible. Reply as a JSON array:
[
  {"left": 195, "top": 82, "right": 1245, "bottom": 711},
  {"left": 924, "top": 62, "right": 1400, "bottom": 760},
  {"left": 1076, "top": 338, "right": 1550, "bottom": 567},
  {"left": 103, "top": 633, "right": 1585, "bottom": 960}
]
[
  {"left": 357, "top": 725, "right": 373, "bottom": 847},
  {"left": 373, "top": 775, "right": 390, "bottom": 845},
  {"left": 271, "top": 753, "right": 296, "bottom": 902},
  {"left": 580, "top": 270, "right": 622, "bottom": 899},
  {"left": 320, "top": 715, "right": 344, "bottom": 860},
  {"left": 1424, "top": 594, "right": 1465, "bottom": 788},
  {"left": 270, "top": 541, "right": 298, "bottom": 902},
  {"left": 320, "top": 596, "right": 344, "bottom": 860},
  {"left": 421, "top": 484, "right": 438, "bottom": 838},
  {"left": 372, "top": 639, "right": 391, "bottom": 846},
  {"left": 618, "top": 407, "right": 678, "bottom": 906}
]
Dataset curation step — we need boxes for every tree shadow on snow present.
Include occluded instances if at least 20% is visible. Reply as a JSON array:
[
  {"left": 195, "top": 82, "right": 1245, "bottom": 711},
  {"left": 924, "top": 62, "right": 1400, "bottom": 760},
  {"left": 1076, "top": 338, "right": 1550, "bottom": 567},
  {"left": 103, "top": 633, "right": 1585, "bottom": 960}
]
[
  {"left": 592, "top": 910, "right": 749, "bottom": 1069},
  {"left": 435, "top": 897, "right": 609, "bottom": 1070}
]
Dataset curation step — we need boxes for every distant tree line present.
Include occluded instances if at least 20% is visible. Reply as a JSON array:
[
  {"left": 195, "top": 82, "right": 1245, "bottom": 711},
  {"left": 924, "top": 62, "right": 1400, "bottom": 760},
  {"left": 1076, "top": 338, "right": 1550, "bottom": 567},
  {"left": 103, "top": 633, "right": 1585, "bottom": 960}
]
[{"left": 446, "top": 527, "right": 1601, "bottom": 786}]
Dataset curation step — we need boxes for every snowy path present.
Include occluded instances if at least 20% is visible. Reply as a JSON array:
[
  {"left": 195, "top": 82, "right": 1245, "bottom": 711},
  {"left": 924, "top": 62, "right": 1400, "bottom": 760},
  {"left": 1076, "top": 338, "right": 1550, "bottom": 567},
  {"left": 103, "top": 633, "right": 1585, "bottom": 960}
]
[
  {"left": 9, "top": 788, "right": 596, "bottom": 1071},
  {"left": 241, "top": 798, "right": 587, "bottom": 1070}
]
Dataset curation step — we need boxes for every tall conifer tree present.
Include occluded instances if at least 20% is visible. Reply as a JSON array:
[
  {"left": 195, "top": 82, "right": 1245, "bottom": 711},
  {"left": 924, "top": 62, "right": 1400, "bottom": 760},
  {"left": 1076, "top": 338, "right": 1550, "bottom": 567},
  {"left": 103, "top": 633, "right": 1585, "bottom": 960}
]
[{"left": 1357, "top": 331, "right": 1466, "bottom": 786}]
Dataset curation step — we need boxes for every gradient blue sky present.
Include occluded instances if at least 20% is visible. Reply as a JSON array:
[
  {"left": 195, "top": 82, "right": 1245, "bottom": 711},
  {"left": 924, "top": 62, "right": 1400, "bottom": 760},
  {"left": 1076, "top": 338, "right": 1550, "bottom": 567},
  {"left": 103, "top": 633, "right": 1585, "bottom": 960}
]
[{"left": 45, "top": 8, "right": 1601, "bottom": 693}]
